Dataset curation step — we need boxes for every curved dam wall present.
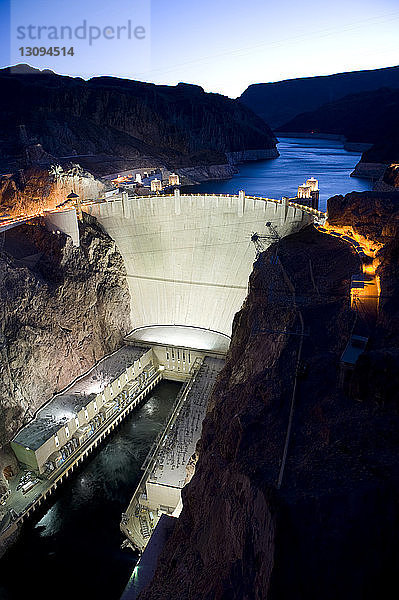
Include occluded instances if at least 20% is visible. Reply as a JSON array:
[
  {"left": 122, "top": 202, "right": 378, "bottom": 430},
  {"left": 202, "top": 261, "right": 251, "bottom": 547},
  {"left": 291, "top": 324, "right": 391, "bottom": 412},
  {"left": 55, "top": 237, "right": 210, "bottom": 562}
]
[{"left": 86, "top": 192, "right": 313, "bottom": 338}]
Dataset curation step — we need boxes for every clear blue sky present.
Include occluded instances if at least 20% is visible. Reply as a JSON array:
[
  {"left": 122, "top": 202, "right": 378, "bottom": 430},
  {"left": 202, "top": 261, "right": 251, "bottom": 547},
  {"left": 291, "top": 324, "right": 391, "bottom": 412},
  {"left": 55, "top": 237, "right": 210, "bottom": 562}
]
[{"left": 1, "top": 0, "right": 398, "bottom": 97}]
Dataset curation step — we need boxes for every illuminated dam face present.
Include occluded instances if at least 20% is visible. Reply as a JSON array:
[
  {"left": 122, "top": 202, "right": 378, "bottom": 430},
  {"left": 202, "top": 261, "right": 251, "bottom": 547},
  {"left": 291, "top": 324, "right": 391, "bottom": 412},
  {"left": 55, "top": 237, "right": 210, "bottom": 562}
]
[{"left": 87, "top": 192, "right": 313, "bottom": 346}]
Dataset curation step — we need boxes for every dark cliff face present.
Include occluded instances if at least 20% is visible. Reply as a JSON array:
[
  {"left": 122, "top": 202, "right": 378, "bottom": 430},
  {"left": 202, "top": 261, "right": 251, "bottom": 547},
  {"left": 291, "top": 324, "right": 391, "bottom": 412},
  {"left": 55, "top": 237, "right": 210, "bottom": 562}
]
[
  {"left": 139, "top": 220, "right": 399, "bottom": 600},
  {"left": 277, "top": 87, "right": 399, "bottom": 143},
  {"left": 328, "top": 191, "right": 399, "bottom": 404},
  {"left": 362, "top": 136, "right": 399, "bottom": 168},
  {"left": 383, "top": 165, "right": 399, "bottom": 189},
  {"left": 0, "top": 67, "right": 277, "bottom": 174},
  {"left": 327, "top": 191, "right": 399, "bottom": 243},
  {"left": 277, "top": 88, "right": 399, "bottom": 168},
  {"left": 0, "top": 213, "right": 131, "bottom": 452},
  {"left": 239, "top": 65, "right": 399, "bottom": 129}
]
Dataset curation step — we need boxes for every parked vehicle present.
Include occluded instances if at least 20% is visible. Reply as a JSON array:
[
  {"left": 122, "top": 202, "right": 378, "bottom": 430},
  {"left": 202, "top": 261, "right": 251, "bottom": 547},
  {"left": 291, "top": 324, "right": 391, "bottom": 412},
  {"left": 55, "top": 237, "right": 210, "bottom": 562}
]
[
  {"left": 21, "top": 479, "right": 39, "bottom": 495},
  {"left": 0, "top": 489, "right": 10, "bottom": 505}
]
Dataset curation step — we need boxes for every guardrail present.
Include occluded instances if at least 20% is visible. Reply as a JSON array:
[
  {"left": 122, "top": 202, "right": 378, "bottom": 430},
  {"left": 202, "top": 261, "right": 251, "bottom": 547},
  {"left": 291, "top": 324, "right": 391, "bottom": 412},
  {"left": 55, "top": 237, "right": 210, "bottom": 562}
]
[
  {"left": 93, "top": 192, "right": 326, "bottom": 222},
  {"left": 141, "top": 358, "right": 203, "bottom": 474},
  {"left": 1, "top": 193, "right": 326, "bottom": 233},
  {"left": 0, "top": 370, "right": 163, "bottom": 535}
]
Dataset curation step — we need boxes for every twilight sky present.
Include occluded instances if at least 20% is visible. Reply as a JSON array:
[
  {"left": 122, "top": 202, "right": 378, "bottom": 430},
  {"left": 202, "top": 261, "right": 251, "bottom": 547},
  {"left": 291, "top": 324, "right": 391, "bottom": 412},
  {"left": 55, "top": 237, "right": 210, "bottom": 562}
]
[{"left": 0, "top": 0, "right": 398, "bottom": 97}]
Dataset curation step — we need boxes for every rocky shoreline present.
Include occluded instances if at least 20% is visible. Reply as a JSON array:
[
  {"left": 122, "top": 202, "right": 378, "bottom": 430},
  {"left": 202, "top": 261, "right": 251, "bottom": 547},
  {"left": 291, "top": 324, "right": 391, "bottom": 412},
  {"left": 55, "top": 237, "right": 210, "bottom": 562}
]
[
  {"left": 275, "top": 132, "right": 387, "bottom": 186},
  {"left": 176, "top": 148, "right": 279, "bottom": 184},
  {"left": 350, "top": 161, "right": 388, "bottom": 181}
]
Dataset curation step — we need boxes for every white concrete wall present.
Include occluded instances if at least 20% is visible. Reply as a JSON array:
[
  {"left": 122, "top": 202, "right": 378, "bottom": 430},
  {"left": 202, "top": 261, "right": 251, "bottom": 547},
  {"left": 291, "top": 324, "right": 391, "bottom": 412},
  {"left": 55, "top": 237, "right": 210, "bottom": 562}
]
[
  {"left": 87, "top": 193, "right": 312, "bottom": 337},
  {"left": 150, "top": 344, "right": 204, "bottom": 380},
  {"left": 44, "top": 208, "right": 80, "bottom": 246},
  {"left": 145, "top": 481, "right": 181, "bottom": 512}
]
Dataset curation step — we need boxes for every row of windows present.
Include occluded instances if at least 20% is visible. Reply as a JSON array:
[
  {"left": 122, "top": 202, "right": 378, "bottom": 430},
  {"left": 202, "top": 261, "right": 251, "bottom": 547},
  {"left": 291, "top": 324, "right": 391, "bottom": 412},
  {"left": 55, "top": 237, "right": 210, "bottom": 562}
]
[
  {"left": 165, "top": 349, "right": 191, "bottom": 363},
  {"left": 53, "top": 360, "right": 149, "bottom": 449},
  {"left": 54, "top": 360, "right": 153, "bottom": 448}
]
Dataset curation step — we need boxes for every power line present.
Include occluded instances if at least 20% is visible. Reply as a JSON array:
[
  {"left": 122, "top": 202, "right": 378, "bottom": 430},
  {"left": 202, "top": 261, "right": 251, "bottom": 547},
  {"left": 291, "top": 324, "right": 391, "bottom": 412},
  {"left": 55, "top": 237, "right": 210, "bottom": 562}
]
[{"left": 131, "top": 10, "right": 399, "bottom": 81}]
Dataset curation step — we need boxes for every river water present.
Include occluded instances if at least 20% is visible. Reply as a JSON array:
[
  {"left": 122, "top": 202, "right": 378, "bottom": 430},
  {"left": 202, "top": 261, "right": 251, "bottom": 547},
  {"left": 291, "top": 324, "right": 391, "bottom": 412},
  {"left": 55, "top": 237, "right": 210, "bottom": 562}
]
[
  {"left": 185, "top": 137, "right": 373, "bottom": 212},
  {"left": 0, "top": 381, "right": 181, "bottom": 600}
]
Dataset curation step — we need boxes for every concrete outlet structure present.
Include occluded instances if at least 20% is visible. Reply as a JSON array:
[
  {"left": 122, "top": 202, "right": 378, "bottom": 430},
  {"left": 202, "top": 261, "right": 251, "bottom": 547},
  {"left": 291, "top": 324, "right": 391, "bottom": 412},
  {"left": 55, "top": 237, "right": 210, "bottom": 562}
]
[
  {"left": 120, "top": 355, "right": 225, "bottom": 553},
  {"left": 86, "top": 191, "right": 313, "bottom": 346},
  {"left": 44, "top": 208, "right": 80, "bottom": 247}
]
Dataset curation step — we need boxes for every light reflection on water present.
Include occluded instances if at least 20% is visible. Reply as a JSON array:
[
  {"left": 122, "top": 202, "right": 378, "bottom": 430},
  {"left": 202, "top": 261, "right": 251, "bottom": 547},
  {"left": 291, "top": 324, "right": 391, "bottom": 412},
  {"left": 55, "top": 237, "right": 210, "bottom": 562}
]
[
  {"left": 0, "top": 381, "right": 181, "bottom": 600},
  {"left": 184, "top": 137, "right": 373, "bottom": 212},
  {"left": 35, "top": 503, "right": 61, "bottom": 537}
]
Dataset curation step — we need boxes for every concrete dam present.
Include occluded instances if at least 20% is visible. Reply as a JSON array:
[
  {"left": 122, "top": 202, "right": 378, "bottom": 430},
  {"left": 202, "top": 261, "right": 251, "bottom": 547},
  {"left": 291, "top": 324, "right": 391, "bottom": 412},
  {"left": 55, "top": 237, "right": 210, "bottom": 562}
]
[
  {"left": 86, "top": 190, "right": 315, "bottom": 349},
  {"left": 1, "top": 189, "right": 316, "bottom": 560}
]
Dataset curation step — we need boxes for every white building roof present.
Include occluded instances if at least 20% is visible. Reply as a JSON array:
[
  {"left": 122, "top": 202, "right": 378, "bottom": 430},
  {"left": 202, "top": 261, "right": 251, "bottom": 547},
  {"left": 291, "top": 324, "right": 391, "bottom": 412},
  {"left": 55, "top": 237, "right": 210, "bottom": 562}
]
[{"left": 13, "top": 345, "right": 147, "bottom": 451}]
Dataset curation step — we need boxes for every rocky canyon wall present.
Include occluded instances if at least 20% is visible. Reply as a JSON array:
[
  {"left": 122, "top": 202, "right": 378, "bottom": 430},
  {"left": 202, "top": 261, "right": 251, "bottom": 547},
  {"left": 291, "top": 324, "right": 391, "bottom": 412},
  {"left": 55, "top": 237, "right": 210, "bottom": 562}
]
[
  {"left": 328, "top": 191, "right": 399, "bottom": 403},
  {"left": 0, "top": 67, "right": 278, "bottom": 176},
  {"left": 0, "top": 213, "right": 131, "bottom": 489},
  {"left": 139, "top": 214, "right": 399, "bottom": 599},
  {"left": 0, "top": 165, "right": 105, "bottom": 218}
]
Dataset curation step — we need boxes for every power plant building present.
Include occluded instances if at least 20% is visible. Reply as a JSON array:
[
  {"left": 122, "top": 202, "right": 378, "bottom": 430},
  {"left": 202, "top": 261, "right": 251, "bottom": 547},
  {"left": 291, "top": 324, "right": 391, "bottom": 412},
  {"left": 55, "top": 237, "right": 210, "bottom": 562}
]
[
  {"left": 11, "top": 346, "right": 154, "bottom": 475},
  {"left": 10, "top": 340, "right": 220, "bottom": 477}
]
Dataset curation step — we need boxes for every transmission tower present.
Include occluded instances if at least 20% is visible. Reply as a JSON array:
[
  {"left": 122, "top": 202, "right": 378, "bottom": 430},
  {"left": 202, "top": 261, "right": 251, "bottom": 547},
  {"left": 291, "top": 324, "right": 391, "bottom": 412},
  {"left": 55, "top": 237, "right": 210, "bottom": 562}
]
[{"left": 251, "top": 221, "right": 281, "bottom": 259}]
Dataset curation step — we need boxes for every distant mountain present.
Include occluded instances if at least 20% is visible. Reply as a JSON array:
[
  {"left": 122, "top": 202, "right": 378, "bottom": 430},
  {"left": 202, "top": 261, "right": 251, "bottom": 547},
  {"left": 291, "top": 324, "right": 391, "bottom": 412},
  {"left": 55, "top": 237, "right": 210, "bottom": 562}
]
[
  {"left": 239, "top": 65, "right": 399, "bottom": 129},
  {"left": 0, "top": 65, "right": 278, "bottom": 176},
  {"left": 278, "top": 87, "right": 399, "bottom": 144},
  {"left": 278, "top": 87, "right": 399, "bottom": 166}
]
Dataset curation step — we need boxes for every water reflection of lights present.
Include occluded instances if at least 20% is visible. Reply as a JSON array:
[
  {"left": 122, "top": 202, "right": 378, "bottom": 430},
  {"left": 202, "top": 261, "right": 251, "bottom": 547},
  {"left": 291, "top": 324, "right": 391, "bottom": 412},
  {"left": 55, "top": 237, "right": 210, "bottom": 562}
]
[
  {"left": 36, "top": 510, "right": 51, "bottom": 528},
  {"left": 35, "top": 504, "right": 60, "bottom": 536},
  {"left": 144, "top": 400, "right": 155, "bottom": 415}
]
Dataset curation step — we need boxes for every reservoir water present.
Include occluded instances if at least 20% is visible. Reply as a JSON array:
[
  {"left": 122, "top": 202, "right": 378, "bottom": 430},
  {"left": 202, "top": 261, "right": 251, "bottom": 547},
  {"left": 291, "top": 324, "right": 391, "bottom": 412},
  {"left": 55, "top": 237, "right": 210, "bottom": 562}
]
[
  {"left": 186, "top": 137, "right": 373, "bottom": 212},
  {"left": 0, "top": 381, "right": 181, "bottom": 600}
]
